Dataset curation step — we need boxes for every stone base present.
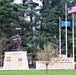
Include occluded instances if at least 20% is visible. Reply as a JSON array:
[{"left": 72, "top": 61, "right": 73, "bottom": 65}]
[
  {"left": 36, "top": 56, "right": 74, "bottom": 69},
  {"left": 3, "top": 51, "right": 29, "bottom": 70}
]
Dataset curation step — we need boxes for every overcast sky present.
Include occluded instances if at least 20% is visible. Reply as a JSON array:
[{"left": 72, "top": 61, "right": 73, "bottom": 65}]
[
  {"left": 14, "top": 0, "right": 42, "bottom": 6},
  {"left": 14, "top": 0, "right": 22, "bottom": 3},
  {"left": 14, "top": 0, "right": 42, "bottom": 21}
]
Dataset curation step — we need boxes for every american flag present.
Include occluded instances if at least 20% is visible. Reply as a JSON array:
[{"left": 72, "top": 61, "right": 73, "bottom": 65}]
[{"left": 68, "top": 6, "right": 76, "bottom": 14}]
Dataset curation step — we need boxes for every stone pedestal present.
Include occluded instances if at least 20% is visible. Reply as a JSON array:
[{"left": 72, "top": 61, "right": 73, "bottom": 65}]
[
  {"left": 3, "top": 51, "right": 29, "bottom": 70},
  {"left": 36, "top": 55, "right": 74, "bottom": 70}
]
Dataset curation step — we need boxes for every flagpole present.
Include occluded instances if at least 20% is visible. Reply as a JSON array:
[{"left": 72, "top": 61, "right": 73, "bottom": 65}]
[
  {"left": 65, "top": 3, "right": 68, "bottom": 57},
  {"left": 72, "top": 13, "right": 74, "bottom": 61},
  {"left": 59, "top": 17, "right": 61, "bottom": 55}
]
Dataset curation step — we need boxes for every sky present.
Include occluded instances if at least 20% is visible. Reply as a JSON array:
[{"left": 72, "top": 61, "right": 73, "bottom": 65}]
[
  {"left": 14, "top": 0, "right": 42, "bottom": 6},
  {"left": 14, "top": 0, "right": 42, "bottom": 21}
]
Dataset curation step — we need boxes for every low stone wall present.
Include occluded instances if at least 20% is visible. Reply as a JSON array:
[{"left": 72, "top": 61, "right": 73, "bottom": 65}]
[
  {"left": 36, "top": 57, "right": 74, "bottom": 69},
  {"left": 3, "top": 51, "right": 29, "bottom": 70}
]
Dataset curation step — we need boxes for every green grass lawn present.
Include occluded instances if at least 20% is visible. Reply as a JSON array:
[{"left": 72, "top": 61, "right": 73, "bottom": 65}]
[{"left": 0, "top": 70, "right": 76, "bottom": 75}]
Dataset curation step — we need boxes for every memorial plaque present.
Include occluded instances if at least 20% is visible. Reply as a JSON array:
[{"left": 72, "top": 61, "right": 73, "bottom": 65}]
[
  {"left": 6, "top": 57, "right": 11, "bottom": 62},
  {"left": 18, "top": 58, "right": 22, "bottom": 62}
]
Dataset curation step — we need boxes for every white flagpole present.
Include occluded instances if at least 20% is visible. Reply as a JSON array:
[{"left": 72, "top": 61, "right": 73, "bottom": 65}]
[
  {"left": 59, "top": 17, "right": 61, "bottom": 55},
  {"left": 65, "top": 3, "right": 68, "bottom": 57},
  {"left": 72, "top": 13, "right": 74, "bottom": 61}
]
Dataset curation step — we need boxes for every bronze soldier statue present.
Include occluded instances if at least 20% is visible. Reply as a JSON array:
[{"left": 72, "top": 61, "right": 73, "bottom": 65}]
[{"left": 11, "top": 34, "right": 22, "bottom": 51}]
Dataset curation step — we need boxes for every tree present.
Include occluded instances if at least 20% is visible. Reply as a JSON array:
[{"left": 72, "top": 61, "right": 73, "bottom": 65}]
[
  {"left": 1, "top": 0, "right": 76, "bottom": 61},
  {"left": 0, "top": 0, "right": 16, "bottom": 37},
  {"left": 0, "top": 0, "right": 15, "bottom": 66},
  {"left": 59, "top": 0, "right": 76, "bottom": 56},
  {"left": 39, "top": 0, "right": 76, "bottom": 57},
  {"left": 21, "top": 0, "right": 40, "bottom": 55},
  {"left": 0, "top": 0, "right": 28, "bottom": 66},
  {"left": 35, "top": 0, "right": 62, "bottom": 49},
  {"left": 37, "top": 43, "right": 58, "bottom": 75}
]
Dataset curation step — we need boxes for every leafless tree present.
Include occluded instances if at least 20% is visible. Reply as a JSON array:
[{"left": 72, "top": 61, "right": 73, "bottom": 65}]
[{"left": 37, "top": 43, "right": 58, "bottom": 75}]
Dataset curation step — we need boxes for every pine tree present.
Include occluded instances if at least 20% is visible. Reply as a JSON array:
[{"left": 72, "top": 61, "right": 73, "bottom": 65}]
[
  {"left": 0, "top": 0, "right": 16, "bottom": 37},
  {"left": 21, "top": 0, "right": 40, "bottom": 54},
  {"left": 35, "top": 0, "right": 62, "bottom": 49}
]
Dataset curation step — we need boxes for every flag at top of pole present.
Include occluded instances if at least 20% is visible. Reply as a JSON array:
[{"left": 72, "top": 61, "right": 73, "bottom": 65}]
[
  {"left": 61, "top": 21, "right": 71, "bottom": 27},
  {"left": 68, "top": 6, "right": 76, "bottom": 14}
]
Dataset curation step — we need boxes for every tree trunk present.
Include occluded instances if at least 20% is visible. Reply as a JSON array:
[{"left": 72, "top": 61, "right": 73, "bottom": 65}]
[{"left": 46, "top": 63, "right": 48, "bottom": 75}]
